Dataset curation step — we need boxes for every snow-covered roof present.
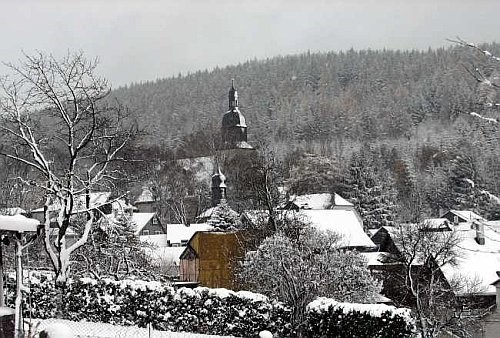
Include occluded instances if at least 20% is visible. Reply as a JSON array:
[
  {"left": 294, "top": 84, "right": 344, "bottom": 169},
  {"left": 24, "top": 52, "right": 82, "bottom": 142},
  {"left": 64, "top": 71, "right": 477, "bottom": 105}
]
[
  {"left": 298, "top": 209, "right": 375, "bottom": 249},
  {"left": 0, "top": 215, "right": 40, "bottom": 232},
  {"left": 444, "top": 210, "right": 486, "bottom": 223},
  {"left": 441, "top": 224, "right": 500, "bottom": 295},
  {"left": 284, "top": 193, "right": 353, "bottom": 210},
  {"left": 197, "top": 207, "right": 216, "bottom": 220},
  {"left": 361, "top": 252, "right": 393, "bottom": 266},
  {"left": 139, "top": 234, "right": 168, "bottom": 247},
  {"left": 140, "top": 239, "right": 185, "bottom": 264},
  {"left": 242, "top": 208, "right": 373, "bottom": 249},
  {"left": 166, "top": 223, "right": 213, "bottom": 244},
  {"left": 32, "top": 192, "right": 112, "bottom": 213},
  {"left": 241, "top": 209, "right": 269, "bottom": 226},
  {"left": 135, "top": 187, "right": 155, "bottom": 204},
  {"left": 422, "top": 218, "right": 451, "bottom": 230},
  {"left": 130, "top": 213, "right": 156, "bottom": 234},
  {"left": 0, "top": 207, "right": 26, "bottom": 216}
]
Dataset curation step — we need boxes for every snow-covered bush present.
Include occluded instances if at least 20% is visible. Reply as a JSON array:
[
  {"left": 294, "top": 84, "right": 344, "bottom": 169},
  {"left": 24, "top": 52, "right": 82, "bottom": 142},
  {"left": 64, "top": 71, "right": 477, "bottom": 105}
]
[
  {"left": 21, "top": 278, "right": 292, "bottom": 337},
  {"left": 19, "top": 278, "right": 414, "bottom": 337},
  {"left": 305, "top": 298, "right": 415, "bottom": 338}
]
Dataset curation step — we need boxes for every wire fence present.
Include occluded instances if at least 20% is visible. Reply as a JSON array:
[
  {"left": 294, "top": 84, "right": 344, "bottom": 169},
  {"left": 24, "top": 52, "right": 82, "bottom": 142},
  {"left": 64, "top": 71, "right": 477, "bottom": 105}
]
[{"left": 25, "top": 318, "right": 235, "bottom": 338}]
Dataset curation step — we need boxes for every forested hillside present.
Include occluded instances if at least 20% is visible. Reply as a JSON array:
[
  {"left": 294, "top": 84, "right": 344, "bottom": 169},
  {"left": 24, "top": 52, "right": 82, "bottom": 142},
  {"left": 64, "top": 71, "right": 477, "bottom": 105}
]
[
  {"left": 111, "top": 43, "right": 500, "bottom": 221},
  {"left": 113, "top": 44, "right": 497, "bottom": 154}
]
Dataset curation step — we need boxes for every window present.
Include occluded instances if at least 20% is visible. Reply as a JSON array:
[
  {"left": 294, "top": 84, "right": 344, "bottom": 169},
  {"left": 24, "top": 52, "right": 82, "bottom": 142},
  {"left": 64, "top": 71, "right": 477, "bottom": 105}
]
[
  {"left": 142, "top": 230, "right": 150, "bottom": 236},
  {"left": 181, "top": 240, "right": 188, "bottom": 246},
  {"left": 154, "top": 231, "right": 161, "bottom": 235},
  {"left": 152, "top": 217, "right": 158, "bottom": 225}
]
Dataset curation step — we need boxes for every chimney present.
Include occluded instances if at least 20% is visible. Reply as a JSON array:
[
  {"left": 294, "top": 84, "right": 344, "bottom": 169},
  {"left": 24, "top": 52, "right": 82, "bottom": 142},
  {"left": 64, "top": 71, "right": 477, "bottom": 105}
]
[{"left": 475, "top": 221, "right": 485, "bottom": 245}]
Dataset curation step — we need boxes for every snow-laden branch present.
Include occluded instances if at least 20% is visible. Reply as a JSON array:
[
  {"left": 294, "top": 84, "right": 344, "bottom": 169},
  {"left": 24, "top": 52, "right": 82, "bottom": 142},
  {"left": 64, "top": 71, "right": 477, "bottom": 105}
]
[
  {"left": 469, "top": 112, "right": 497, "bottom": 123},
  {"left": 449, "top": 37, "right": 500, "bottom": 62}
]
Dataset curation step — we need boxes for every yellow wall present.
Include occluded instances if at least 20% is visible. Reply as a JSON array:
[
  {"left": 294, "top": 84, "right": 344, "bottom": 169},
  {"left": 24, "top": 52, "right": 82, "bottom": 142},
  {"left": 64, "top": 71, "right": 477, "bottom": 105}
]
[{"left": 182, "top": 231, "right": 246, "bottom": 289}]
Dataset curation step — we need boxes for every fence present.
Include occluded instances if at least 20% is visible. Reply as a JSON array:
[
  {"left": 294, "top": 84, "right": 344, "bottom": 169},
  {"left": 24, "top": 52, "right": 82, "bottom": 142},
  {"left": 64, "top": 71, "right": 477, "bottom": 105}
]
[{"left": 25, "top": 319, "right": 235, "bottom": 338}]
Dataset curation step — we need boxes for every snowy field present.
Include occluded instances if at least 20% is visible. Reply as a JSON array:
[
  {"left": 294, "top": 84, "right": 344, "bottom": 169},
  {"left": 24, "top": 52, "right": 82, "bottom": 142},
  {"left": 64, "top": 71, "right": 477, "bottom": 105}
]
[{"left": 27, "top": 318, "right": 234, "bottom": 338}]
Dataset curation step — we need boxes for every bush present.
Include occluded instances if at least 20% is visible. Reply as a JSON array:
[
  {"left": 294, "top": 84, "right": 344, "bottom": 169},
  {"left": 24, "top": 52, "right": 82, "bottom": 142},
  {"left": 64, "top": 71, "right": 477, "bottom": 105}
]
[
  {"left": 16, "top": 278, "right": 414, "bottom": 337},
  {"left": 305, "top": 297, "right": 415, "bottom": 338}
]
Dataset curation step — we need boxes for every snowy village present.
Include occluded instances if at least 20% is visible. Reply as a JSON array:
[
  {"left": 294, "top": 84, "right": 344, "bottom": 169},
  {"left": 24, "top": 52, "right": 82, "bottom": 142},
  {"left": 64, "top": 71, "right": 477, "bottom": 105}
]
[{"left": 1, "top": 1, "right": 500, "bottom": 338}]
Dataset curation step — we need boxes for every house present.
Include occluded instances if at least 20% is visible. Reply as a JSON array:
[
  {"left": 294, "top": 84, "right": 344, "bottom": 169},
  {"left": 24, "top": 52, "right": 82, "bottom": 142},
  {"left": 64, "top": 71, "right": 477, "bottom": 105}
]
[
  {"left": 441, "top": 210, "right": 486, "bottom": 225},
  {"left": 280, "top": 192, "right": 354, "bottom": 211},
  {"left": 179, "top": 230, "right": 247, "bottom": 289},
  {"left": 371, "top": 214, "right": 500, "bottom": 312},
  {"left": 478, "top": 280, "right": 500, "bottom": 338},
  {"left": 244, "top": 193, "right": 376, "bottom": 251},
  {"left": 139, "top": 222, "right": 213, "bottom": 277}
]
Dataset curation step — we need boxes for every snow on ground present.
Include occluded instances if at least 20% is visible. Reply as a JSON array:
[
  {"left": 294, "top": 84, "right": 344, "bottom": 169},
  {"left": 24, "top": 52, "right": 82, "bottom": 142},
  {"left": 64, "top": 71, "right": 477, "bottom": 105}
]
[{"left": 28, "top": 318, "right": 235, "bottom": 338}]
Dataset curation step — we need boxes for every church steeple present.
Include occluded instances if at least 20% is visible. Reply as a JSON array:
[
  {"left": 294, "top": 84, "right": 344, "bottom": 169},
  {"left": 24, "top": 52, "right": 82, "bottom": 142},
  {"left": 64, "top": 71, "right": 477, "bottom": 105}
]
[
  {"left": 221, "top": 80, "right": 253, "bottom": 150},
  {"left": 228, "top": 79, "right": 238, "bottom": 109},
  {"left": 211, "top": 165, "right": 227, "bottom": 207}
]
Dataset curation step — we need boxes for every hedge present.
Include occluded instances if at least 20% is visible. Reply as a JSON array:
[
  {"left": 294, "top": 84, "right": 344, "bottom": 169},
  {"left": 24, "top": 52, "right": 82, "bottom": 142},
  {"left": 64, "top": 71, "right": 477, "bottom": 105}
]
[
  {"left": 10, "top": 277, "right": 414, "bottom": 337},
  {"left": 305, "top": 297, "right": 415, "bottom": 338}
]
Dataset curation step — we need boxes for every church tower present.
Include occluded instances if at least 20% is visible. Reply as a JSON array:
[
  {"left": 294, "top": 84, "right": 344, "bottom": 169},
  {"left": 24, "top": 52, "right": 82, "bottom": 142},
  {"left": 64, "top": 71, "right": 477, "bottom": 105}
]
[{"left": 221, "top": 80, "right": 253, "bottom": 150}]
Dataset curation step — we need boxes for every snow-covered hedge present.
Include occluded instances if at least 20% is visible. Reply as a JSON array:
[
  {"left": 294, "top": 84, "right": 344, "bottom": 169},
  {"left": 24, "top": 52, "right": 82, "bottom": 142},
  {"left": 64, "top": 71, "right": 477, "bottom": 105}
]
[
  {"left": 18, "top": 278, "right": 414, "bottom": 337},
  {"left": 306, "top": 297, "right": 415, "bottom": 338},
  {"left": 22, "top": 278, "right": 292, "bottom": 337}
]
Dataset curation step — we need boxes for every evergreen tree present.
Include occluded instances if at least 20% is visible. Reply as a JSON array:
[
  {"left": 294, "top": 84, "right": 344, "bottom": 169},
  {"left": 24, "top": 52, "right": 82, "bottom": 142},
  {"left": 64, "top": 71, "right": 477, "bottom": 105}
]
[
  {"left": 445, "top": 155, "right": 480, "bottom": 211},
  {"left": 344, "top": 149, "right": 395, "bottom": 229}
]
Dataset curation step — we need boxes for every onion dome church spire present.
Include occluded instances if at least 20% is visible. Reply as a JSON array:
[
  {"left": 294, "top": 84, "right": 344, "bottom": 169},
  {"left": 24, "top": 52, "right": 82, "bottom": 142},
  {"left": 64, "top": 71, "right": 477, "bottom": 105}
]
[
  {"left": 221, "top": 80, "right": 253, "bottom": 150},
  {"left": 211, "top": 165, "right": 227, "bottom": 207}
]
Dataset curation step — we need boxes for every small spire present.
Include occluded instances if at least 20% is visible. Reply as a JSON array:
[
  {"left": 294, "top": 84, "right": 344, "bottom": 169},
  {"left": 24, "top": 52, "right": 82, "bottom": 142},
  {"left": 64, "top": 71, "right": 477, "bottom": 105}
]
[
  {"left": 228, "top": 79, "right": 238, "bottom": 109},
  {"left": 211, "top": 164, "right": 227, "bottom": 206}
]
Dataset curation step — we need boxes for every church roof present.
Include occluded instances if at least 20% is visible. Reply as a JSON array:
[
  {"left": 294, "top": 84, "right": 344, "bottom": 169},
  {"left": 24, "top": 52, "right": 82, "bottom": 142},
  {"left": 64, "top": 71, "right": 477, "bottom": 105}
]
[{"left": 222, "top": 108, "right": 247, "bottom": 128}]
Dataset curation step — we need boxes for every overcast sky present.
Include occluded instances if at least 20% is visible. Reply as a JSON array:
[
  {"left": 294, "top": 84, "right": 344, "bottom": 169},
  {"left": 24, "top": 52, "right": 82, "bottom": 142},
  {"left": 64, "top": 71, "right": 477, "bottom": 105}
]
[{"left": 1, "top": 0, "right": 499, "bottom": 87}]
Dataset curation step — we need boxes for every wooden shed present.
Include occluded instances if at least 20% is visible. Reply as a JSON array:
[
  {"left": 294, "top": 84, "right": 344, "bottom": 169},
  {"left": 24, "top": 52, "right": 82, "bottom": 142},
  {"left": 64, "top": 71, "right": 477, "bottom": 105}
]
[{"left": 179, "top": 231, "right": 247, "bottom": 289}]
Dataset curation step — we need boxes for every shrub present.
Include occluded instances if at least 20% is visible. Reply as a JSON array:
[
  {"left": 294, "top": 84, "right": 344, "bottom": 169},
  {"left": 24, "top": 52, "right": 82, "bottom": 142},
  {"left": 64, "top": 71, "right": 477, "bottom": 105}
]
[
  {"left": 15, "top": 278, "right": 414, "bottom": 337},
  {"left": 305, "top": 297, "right": 415, "bottom": 338}
]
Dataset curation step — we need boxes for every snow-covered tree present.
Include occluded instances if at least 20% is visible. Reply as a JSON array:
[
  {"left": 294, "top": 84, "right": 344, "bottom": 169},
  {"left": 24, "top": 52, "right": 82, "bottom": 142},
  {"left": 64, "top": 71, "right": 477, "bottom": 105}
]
[
  {"left": 0, "top": 51, "right": 135, "bottom": 285},
  {"left": 344, "top": 149, "right": 396, "bottom": 229},
  {"left": 387, "top": 223, "right": 479, "bottom": 338},
  {"left": 206, "top": 201, "right": 242, "bottom": 231},
  {"left": 73, "top": 212, "right": 156, "bottom": 280},
  {"left": 445, "top": 155, "right": 479, "bottom": 211},
  {"left": 238, "top": 226, "right": 381, "bottom": 336},
  {"left": 285, "top": 152, "right": 343, "bottom": 195}
]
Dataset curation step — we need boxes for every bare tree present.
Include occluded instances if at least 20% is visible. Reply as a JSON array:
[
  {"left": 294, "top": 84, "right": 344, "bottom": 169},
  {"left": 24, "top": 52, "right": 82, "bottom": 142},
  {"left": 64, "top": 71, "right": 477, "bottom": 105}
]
[
  {"left": 72, "top": 213, "right": 157, "bottom": 280},
  {"left": 0, "top": 51, "right": 135, "bottom": 285},
  {"left": 389, "top": 223, "right": 480, "bottom": 337}
]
